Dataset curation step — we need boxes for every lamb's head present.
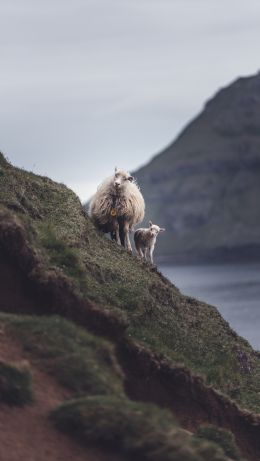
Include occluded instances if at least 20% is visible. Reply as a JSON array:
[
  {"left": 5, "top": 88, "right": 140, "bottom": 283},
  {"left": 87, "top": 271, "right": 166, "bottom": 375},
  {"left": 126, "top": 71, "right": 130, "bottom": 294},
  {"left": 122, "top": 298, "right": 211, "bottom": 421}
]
[
  {"left": 149, "top": 221, "right": 165, "bottom": 237},
  {"left": 113, "top": 167, "right": 134, "bottom": 193}
]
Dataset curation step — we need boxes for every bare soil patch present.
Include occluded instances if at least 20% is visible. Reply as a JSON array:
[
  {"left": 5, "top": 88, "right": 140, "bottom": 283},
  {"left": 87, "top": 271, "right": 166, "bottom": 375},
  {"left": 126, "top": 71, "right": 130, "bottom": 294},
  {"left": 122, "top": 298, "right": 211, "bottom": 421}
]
[{"left": 0, "top": 328, "right": 123, "bottom": 461}]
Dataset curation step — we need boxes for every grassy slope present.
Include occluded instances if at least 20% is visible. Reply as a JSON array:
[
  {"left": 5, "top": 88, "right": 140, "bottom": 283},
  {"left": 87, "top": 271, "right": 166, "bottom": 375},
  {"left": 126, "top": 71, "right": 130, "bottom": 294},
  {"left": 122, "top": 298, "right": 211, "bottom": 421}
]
[
  {"left": 1, "top": 314, "right": 124, "bottom": 397},
  {"left": 0, "top": 312, "right": 239, "bottom": 461},
  {"left": 0, "top": 153, "right": 259, "bottom": 413},
  {"left": 0, "top": 153, "right": 258, "bottom": 459}
]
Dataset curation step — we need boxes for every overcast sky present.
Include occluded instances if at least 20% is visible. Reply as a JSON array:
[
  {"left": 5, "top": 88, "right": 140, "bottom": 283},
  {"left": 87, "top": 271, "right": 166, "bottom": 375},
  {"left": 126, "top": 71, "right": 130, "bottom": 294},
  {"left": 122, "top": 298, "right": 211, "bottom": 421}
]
[{"left": 0, "top": 0, "right": 260, "bottom": 201}]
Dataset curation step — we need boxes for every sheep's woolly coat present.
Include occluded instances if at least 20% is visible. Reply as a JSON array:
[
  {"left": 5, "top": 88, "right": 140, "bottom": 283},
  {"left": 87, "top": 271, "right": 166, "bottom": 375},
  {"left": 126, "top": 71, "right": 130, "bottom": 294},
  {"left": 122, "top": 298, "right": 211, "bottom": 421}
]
[{"left": 89, "top": 173, "right": 145, "bottom": 233}]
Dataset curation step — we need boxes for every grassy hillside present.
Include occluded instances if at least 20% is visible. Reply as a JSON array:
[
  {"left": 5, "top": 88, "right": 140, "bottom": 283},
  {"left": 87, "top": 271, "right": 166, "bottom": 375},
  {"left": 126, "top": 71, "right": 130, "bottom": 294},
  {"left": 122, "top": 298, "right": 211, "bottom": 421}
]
[
  {"left": 0, "top": 152, "right": 259, "bottom": 460},
  {"left": 0, "top": 312, "right": 238, "bottom": 461}
]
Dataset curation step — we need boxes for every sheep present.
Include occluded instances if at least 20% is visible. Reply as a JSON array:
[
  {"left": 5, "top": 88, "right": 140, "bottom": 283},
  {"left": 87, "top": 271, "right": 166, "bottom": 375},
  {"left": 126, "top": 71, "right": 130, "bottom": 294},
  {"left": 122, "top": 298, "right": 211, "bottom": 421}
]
[
  {"left": 89, "top": 168, "right": 145, "bottom": 252},
  {"left": 134, "top": 221, "right": 165, "bottom": 265}
]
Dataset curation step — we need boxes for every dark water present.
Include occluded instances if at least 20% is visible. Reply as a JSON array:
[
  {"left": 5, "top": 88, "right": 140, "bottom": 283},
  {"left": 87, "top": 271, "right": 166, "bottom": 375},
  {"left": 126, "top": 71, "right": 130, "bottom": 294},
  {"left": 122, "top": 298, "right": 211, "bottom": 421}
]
[{"left": 160, "top": 263, "right": 260, "bottom": 351}]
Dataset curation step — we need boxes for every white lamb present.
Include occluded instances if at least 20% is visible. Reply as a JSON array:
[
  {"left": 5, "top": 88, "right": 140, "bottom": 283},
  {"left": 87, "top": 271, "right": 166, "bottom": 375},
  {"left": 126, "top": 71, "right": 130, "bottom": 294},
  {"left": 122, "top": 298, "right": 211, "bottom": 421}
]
[
  {"left": 134, "top": 221, "right": 165, "bottom": 265},
  {"left": 89, "top": 168, "right": 145, "bottom": 252}
]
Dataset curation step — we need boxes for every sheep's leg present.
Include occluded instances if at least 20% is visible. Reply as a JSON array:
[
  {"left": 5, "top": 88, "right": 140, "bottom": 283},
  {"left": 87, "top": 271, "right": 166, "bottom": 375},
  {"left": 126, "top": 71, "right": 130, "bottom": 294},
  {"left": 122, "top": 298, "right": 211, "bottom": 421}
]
[
  {"left": 143, "top": 248, "right": 148, "bottom": 261},
  {"left": 123, "top": 222, "right": 132, "bottom": 252},
  {"left": 113, "top": 220, "right": 121, "bottom": 245},
  {"left": 110, "top": 231, "right": 116, "bottom": 241},
  {"left": 119, "top": 226, "right": 125, "bottom": 246}
]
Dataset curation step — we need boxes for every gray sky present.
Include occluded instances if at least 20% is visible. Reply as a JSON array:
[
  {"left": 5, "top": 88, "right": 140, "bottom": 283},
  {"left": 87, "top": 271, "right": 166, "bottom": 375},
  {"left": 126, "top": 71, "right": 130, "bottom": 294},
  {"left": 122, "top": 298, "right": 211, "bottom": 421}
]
[{"left": 1, "top": 0, "right": 260, "bottom": 201}]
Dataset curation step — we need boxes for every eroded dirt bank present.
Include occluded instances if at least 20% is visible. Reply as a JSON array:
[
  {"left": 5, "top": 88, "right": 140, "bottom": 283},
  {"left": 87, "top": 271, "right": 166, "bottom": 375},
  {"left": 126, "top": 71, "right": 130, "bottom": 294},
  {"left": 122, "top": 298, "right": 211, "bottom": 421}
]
[
  {"left": 0, "top": 211, "right": 127, "bottom": 338},
  {"left": 117, "top": 341, "right": 260, "bottom": 461}
]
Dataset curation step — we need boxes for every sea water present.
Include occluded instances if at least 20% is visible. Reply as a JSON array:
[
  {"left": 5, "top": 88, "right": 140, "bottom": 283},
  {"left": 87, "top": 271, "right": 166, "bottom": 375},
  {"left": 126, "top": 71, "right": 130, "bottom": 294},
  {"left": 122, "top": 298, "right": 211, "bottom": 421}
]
[{"left": 160, "top": 263, "right": 260, "bottom": 351}]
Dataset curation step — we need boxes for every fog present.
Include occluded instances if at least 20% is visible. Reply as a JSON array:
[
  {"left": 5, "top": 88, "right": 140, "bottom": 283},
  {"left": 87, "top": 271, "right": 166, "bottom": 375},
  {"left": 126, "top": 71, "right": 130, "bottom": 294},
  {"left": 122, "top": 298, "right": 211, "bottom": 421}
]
[{"left": 1, "top": 0, "right": 260, "bottom": 200}]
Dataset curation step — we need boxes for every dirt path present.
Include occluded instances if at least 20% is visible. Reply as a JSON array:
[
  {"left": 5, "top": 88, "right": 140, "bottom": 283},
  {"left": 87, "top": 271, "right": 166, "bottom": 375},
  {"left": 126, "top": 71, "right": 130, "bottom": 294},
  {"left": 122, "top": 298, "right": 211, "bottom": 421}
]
[{"left": 0, "top": 329, "right": 123, "bottom": 461}]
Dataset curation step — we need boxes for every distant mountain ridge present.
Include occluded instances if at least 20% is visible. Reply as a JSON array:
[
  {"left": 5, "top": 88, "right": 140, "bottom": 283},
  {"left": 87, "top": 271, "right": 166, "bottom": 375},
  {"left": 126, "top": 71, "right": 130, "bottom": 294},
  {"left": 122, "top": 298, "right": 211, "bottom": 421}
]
[{"left": 134, "top": 72, "right": 260, "bottom": 263}]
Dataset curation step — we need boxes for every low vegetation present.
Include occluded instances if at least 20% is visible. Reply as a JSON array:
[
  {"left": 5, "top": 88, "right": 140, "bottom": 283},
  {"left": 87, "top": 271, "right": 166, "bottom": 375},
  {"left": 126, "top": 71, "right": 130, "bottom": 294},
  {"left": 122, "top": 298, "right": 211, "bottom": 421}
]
[
  {"left": 195, "top": 425, "right": 243, "bottom": 461},
  {"left": 52, "top": 396, "right": 229, "bottom": 461},
  {"left": 0, "top": 359, "right": 33, "bottom": 405},
  {"left": 1, "top": 314, "right": 123, "bottom": 397},
  {"left": 0, "top": 312, "right": 234, "bottom": 460}
]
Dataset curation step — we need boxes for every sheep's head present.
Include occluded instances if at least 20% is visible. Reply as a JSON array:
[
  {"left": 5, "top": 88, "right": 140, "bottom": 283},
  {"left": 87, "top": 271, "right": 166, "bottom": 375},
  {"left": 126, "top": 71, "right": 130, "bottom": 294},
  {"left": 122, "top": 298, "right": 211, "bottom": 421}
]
[
  {"left": 149, "top": 221, "right": 166, "bottom": 237},
  {"left": 113, "top": 167, "right": 134, "bottom": 192}
]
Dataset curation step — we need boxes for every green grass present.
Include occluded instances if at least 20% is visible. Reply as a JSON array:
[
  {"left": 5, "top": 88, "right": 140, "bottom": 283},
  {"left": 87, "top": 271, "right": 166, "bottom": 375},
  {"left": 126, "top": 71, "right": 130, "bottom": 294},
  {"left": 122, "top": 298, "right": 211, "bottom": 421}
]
[
  {"left": 51, "top": 395, "right": 229, "bottom": 461},
  {"left": 0, "top": 314, "right": 123, "bottom": 397},
  {"left": 38, "top": 223, "right": 88, "bottom": 292},
  {"left": 195, "top": 425, "right": 243, "bottom": 461},
  {"left": 0, "top": 311, "right": 233, "bottom": 460},
  {"left": 0, "top": 359, "right": 33, "bottom": 405},
  {"left": 1, "top": 152, "right": 260, "bottom": 415}
]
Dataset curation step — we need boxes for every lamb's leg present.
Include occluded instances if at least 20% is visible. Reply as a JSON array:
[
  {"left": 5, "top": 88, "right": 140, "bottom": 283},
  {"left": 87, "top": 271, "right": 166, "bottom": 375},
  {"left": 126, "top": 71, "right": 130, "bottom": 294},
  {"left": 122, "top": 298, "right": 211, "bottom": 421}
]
[
  {"left": 136, "top": 245, "right": 144, "bottom": 259},
  {"left": 144, "top": 248, "right": 148, "bottom": 261},
  {"left": 149, "top": 245, "right": 154, "bottom": 265}
]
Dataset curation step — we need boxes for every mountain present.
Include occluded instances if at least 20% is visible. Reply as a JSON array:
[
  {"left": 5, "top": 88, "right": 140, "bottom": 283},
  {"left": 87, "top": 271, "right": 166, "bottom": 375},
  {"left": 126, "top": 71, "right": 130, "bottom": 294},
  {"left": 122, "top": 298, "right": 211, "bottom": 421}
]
[
  {"left": 134, "top": 72, "right": 260, "bottom": 263},
  {"left": 1, "top": 153, "right": 260, "bottom": 461}
]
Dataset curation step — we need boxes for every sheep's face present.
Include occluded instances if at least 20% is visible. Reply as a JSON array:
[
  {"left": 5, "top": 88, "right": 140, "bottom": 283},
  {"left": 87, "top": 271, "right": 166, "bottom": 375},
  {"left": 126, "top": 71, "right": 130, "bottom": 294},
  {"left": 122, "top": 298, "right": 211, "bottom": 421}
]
[
  {"left": 149, "top": 221, "right": 166, "bottom": 237},
  {"left": 114, "top": 169, "right": 133, "bottom": 192}
]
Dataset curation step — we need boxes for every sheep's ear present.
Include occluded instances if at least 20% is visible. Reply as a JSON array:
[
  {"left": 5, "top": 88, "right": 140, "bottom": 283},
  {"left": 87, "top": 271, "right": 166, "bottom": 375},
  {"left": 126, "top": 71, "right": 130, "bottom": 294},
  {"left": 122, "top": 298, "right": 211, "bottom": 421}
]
[
  {"left": 115, "top": 166, "right": 118, "bottom": 173},
  {"left": 149, "top": 221, "right": 153, "bottom": 227},
  {"left": 160, "top": 228, "right": 166, "bottom": 232},
  {"left": 128, "top": 176, "right": 133, "bottom": 182}
]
